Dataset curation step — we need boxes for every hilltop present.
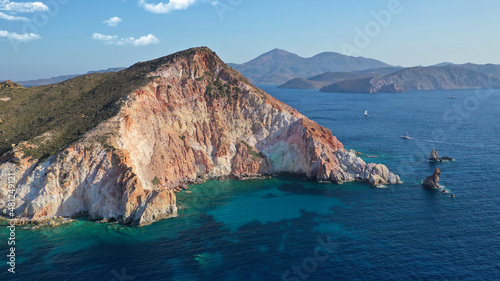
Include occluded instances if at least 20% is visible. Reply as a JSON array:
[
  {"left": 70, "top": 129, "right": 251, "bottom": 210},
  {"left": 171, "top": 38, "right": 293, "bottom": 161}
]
[{"left": 0, "top": 80, "right": 23, "bottom": 89}]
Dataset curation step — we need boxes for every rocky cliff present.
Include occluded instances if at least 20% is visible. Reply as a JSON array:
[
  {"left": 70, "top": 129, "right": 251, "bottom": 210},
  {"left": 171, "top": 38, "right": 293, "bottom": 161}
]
[{"left": 0, "top": 47, "right": 401, "bottom": 226}]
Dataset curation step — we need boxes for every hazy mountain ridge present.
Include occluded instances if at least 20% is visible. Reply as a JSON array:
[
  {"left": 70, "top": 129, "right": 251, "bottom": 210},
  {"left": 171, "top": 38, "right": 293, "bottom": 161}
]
[
  {"left": 228, "top": 48, "right": 391, "bottom": 84},
  {"left": 16, "top": 67, "right": 126, "bottom": 86},
  {"left": 320, "top": 65, "right": 500, "bottom": 93},
  {"left": 278, "top": 67, "right": 403, "bottom": 89}
]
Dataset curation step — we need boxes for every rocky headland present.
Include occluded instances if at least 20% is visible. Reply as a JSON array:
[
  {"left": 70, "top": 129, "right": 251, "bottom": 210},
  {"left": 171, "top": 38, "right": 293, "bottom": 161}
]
[{"left": 0, "top": 47, "right": 401, "bottom": 226}]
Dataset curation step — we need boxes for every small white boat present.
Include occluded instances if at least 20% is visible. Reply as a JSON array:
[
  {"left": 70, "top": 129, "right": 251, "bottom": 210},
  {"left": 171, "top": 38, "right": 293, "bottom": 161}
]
[
  {"left": 401, "top": 132, "right": 412, "bottom": 139},
  {"left": 364, "top": 110, "right": 368, "bottom": 116}
]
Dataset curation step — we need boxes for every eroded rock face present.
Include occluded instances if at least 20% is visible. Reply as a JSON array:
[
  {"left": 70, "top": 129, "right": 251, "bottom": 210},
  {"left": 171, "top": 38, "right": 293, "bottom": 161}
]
[
  {"left": 430, "top": 149, "right": 440, "bottom": 161},
  {"left": 423, "top": 168, "right": 441, "bottom": 189},
  {"left": 0, "top": 47, "right": 401, "bottom": 225}
]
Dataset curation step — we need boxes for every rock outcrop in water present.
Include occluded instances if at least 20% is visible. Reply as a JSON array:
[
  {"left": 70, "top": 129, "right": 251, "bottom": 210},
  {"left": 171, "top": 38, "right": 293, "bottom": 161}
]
[
  {"left": 429, "top": 149, "right": 440, "bottom": 161},
  {"left": 0, "top": 47, "right": 401, "bottom": 226},
  {"left": 429, "top": 149, "right": 455, "bottom": 162},
  {"left": 423, "top": 168, "right": 441, "bottom": 189}
]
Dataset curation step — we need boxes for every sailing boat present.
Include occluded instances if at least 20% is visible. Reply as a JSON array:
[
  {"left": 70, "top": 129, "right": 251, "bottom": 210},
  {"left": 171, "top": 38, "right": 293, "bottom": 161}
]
[{"left": 364, "top": 110, "right": 368, "bottom": 116}]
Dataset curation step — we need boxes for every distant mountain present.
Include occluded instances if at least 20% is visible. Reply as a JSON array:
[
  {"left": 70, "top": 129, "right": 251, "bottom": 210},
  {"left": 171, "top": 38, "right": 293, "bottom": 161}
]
[
  {"left": 354, "top": 66, "right": 404, "bottom": 76},
  {"left": 278, "top": 66, "right": 403, "bottom": 89},
  {"left": 17, "top": 67, "right": 125, "bottom": 86},
  {"left": 278, "top": 72, "right": 374, "bottom": 89},
  {"left": 459, "top": 63, "right": 500, "bottom": 78},
  {"left": 432, "top": 62, "right": 500, "bottom": 78},
  {"left": 228, "top": 49, "right": 391, "bottom": 84},
  {"left": 433, "top": 62, "right": 455, "bottom": 67},
  {"left": 320, "top": 65, "right": 500, "bottom": 93}
]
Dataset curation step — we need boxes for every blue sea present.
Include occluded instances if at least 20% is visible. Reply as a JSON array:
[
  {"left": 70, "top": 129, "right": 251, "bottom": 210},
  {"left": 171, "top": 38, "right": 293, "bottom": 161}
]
[{"left": 2, "top": 87, "right": 499, "bottom": 280}]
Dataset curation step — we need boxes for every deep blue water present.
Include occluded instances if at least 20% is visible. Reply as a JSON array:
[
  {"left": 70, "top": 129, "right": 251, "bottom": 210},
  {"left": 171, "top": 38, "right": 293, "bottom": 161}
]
[{"left": 1, "top": 87, "right": 499, "bottom": 280}]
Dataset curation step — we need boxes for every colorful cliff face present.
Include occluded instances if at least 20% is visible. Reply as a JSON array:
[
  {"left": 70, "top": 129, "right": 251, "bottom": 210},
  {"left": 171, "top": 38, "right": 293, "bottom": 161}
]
[{"left": 0, "top": 47, "right": 401, "bottom": 226}]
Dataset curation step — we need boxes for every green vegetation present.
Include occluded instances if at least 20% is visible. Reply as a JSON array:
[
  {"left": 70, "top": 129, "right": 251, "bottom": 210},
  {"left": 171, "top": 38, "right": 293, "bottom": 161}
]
[
  {"left": 204, "top": 76, "right": 237, "bottom": 105},
  {"left": 205, "top": 84, "right": 213, "bottom": 94},
  {"left": 152, "top": 176, "right": 160, "bottom": 186},
  {"left": 0, "top": 46, "right": 256, "bottom": 160},
  {"left": 0, "top": 63, "right": 154, "bottom": 159},
  {"left": 241, "top": 141, "right": 264, "bottom": 160},
  {"left": 97, "top": 134, "right": 115, "bottom": 152}
]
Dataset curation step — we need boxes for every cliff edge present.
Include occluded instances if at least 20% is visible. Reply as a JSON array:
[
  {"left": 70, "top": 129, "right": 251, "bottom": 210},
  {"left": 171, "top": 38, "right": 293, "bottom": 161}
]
[{"left": 0, "top": 47, "right": 401, "bottom": 226}]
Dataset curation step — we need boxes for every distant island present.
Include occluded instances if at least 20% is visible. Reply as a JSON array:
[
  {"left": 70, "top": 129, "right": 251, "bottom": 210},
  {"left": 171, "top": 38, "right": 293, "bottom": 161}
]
[
  {"left": 319, "top": 65, "right": 500, "bottom": 93},
  {"left": 278, "top": 67, "right": 402, "bottom": 89},
  {"left": 228, "top": 48, "right": 391, "bottom": 84},
  {"left": 275, "top": 60, "right": 500, "bottom": 93}
]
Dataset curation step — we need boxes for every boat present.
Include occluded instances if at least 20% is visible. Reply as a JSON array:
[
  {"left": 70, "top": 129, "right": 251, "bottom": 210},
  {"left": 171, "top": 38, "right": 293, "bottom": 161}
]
[
  {"left": 364, "top": 110, "right": 368, "bottom": 116},
  {"left": 446, "top": 96, "right": 457, "bottom": 99},
  {"left": 401, "top": 132, "right": 412, "bottom": 139}
]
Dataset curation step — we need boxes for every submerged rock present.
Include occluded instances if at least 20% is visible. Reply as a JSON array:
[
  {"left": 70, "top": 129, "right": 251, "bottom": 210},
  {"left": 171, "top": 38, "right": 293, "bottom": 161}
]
[
  {"left": 423, "top": 168, "right": 441, "bottom": 189},
  {"left": 349, "top": 149, "right": 362, "bottom": 155}
]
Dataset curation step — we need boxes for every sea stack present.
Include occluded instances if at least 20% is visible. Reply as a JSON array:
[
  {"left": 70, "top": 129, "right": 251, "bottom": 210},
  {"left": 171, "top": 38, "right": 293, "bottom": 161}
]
[
  {"left": 429, "top": 148, "right": 455, "bottom": 162},
  {"left": 0, "top": 47, "right": 401, "bottom": 226},
  {"left": 430, "top": 149, "right": 440, "bottom": 161},
  {"left": 423, "top": 168, "right": 441, "bottom": 189}
]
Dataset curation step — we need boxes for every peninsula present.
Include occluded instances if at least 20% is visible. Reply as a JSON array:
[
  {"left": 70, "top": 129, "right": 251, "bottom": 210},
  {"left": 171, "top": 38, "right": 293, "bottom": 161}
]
[{"left": 0, "top": 47, "right": 401, "bottom": 226}]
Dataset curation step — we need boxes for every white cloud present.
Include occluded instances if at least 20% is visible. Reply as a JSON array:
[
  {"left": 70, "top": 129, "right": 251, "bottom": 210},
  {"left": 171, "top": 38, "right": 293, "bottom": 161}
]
[
  {"left": 0, "top": 11, "right": 28, "bottom": 21},
  {"left": 92, "top": 33, "right": 118, "bottom": 43},
  {"left": 92, "top": 33, "right": 160, "bottom": 47},
  {"left": 0, "top": 0, "right": 49, "bottom": 13},
  {"left": 0, "top": 29, "right": 41, "bottom": 41},
  {"left": 103, "top": 16, "right": 122, "bottom": 27},
  {"left": 139, "top": 0, "right": 197, "bottom": 14},
  {"left": 132, "top": 34, "right": 160, "bottom": 46}
]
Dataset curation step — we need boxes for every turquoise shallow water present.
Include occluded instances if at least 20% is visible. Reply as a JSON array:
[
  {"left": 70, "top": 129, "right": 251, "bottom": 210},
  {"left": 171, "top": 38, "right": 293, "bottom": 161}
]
[{"left": 1, "top": 88, "right": 499, "bottom": 280}]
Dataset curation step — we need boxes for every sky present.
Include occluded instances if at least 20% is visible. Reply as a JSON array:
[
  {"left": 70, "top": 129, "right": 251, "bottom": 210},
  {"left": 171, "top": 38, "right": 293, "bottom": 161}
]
[{"left": 1, "top": 0, "right": 500, "bottom": 81}]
